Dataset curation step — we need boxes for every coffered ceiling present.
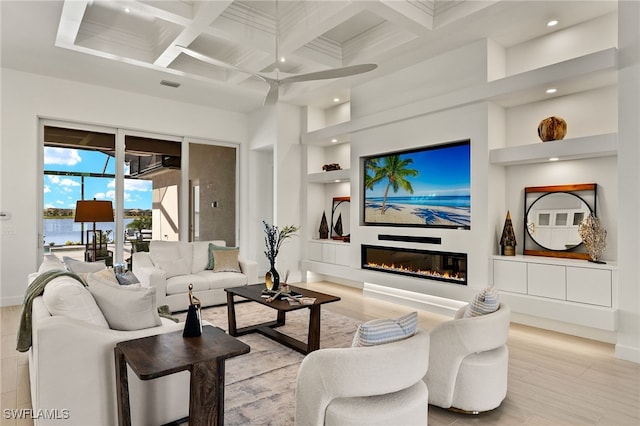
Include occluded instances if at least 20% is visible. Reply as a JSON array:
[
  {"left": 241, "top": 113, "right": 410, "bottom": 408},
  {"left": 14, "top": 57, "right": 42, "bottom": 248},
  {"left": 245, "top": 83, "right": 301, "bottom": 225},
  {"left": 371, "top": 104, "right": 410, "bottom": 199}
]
[{"left": 1, "top": 1, "right": 618, "bottom": 112}]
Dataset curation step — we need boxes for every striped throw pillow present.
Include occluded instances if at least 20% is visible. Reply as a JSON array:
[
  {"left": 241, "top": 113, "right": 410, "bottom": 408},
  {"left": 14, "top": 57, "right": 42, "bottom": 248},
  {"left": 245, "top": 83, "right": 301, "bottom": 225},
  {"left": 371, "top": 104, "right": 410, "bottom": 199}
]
[
  {"left": 464, "top": 287, "right": 499, "bottom": 318},
  {"left": 351, "top": 311, "right": 418, "bottom": 347}
]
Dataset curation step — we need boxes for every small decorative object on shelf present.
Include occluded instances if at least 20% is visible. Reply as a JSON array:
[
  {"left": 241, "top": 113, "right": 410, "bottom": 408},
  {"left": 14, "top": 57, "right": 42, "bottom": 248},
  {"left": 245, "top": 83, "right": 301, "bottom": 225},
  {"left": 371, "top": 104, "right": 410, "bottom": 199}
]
[
  {"left": 263, "top": 221, "right": 299, "bottom": 291},
  {"left": 183, "top": 284, "right": 202, "bottom": 337},
  {"left": 319, "top": 211, "right": 329, "bottom": 239},
  {"left": 322, "top": 163, "right": 341, "bottom": 171},
  {"left": 538, "top": 116, "right": 567, "bottom": 142},
  {"left": 500, "top": 210, "right": 517, "bottom": 256},
  {"left": 578, "top": 213, "right": 607, "bottom": 264}
]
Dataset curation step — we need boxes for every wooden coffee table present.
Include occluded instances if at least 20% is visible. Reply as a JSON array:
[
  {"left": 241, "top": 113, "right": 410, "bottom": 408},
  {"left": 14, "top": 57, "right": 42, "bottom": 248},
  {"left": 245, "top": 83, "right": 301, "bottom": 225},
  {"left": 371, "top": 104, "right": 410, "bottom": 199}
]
[
  {"left": 225, "top": 284, "right": 340, "bottom": 354},
  {"left": 114, "top": 325, "right": 250, "bottom": 426}
]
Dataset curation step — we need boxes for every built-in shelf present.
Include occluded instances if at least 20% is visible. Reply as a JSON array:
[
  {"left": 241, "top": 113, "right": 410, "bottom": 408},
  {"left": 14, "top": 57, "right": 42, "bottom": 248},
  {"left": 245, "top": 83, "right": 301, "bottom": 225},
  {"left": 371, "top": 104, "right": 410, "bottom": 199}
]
[
  {"left": 306, "top": 168, "right": 350, "bottom": 183},
  {"left": 302, "top": 48, "right": 618, "bottom": 145},
  {"left": 489, "top": 133, "right": 617, "bottom": 166}
]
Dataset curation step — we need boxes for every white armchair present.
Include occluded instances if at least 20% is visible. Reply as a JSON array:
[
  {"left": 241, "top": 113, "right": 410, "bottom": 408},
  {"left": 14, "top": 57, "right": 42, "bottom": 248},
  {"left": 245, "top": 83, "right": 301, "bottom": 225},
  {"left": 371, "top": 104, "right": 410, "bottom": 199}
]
[
  {"left": 424, "top": 303, "right": 510, "bottom": 413},
  {"left": 295, "top": 329, "right": 430, "bottom": 426}
]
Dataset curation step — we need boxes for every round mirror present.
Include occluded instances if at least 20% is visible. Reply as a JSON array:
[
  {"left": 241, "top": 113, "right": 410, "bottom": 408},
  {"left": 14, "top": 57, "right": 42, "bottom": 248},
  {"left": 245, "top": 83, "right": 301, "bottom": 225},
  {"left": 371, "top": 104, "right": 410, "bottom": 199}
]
[{"left": 526, "top": 192, "right": 592, "bottom": 251}]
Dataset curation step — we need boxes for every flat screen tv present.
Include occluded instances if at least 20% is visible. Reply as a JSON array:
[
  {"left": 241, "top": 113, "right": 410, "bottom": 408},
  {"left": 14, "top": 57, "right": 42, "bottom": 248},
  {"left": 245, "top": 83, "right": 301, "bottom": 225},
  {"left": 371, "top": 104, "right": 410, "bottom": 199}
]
[{"left": 362, "top": 140, "right": 471, "bottom": 229}]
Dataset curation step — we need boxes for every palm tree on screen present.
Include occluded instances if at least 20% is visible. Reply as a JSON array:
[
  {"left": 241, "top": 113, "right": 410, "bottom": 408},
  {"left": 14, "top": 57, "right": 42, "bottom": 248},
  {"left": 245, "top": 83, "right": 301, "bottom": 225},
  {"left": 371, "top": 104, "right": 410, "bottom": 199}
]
[{"left": 366, "top": 155, "right": 419, "bottom": 214}]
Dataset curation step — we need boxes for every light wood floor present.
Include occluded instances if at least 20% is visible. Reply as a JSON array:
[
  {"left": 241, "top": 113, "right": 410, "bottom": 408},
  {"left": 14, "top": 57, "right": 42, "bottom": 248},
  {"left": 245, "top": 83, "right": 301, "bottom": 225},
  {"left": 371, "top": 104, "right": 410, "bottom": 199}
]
[{"left": 1, "top": 281, "right": 639, "bottom": 425}]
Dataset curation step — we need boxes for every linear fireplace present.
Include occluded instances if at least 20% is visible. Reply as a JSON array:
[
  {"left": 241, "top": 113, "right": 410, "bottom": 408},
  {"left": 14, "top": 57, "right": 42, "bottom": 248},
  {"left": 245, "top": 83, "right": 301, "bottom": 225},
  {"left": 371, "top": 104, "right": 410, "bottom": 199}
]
[{"left": 361, "top": 244, "right": 467, "bottom": 285}]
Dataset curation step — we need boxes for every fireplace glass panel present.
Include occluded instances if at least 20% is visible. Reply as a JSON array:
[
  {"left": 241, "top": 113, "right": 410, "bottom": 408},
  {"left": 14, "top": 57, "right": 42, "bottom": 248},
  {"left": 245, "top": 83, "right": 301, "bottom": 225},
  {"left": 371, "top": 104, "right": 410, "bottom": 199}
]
[{"left": 361, "top": 245, "right": 467, "bottom": 285}]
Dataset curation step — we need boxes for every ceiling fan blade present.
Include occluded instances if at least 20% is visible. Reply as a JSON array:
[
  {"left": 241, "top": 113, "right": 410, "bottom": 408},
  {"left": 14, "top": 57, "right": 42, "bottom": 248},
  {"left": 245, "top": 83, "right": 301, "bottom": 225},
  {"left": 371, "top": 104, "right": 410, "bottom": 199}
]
[
  {"left": 280, "top": 63, "right": 377, "bottom": 84},
  {"left": 263, "top": 82, "right": 280, "bottom": 106},
  {"left": 177, "top": 45, "right": 268, "bottom": 83}
]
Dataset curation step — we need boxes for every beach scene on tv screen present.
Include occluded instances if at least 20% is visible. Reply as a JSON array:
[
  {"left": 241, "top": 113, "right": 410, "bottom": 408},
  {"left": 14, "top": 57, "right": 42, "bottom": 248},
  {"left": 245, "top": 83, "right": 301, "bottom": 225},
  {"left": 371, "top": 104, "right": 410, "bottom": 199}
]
[{"left": 364, "top": 142, "right": 471, "bottom": 228}]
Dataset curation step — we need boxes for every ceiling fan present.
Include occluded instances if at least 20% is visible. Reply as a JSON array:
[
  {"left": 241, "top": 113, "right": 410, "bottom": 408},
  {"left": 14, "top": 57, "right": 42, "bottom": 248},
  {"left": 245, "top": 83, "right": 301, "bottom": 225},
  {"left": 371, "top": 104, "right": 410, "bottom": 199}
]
[{"left": 177, "top": 1, "right": 377, "bottom": 106}]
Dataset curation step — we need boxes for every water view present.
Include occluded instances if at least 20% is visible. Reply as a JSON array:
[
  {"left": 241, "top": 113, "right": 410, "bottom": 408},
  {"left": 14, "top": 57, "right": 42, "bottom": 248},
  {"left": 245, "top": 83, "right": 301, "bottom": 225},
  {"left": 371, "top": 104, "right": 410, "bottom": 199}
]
[{"left": 44, "top": 218, "right": 136, "bottom": 246}]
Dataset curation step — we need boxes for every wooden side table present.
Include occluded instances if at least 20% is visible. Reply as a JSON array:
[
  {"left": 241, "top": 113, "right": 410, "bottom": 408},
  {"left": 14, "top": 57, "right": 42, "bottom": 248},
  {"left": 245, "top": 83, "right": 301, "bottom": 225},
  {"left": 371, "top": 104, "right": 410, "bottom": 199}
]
[{"left": 114, "top": 325, "right": 250, "bottom": 426}]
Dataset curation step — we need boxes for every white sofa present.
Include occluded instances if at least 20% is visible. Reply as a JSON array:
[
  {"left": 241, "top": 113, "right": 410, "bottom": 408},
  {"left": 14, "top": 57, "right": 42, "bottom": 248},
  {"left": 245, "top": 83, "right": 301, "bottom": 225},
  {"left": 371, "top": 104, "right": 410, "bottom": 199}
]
[
  {"left": 27, "top": 260, "right": 193, "bottom": 426},
  {"left": 132, "top": 240, "right": 259, "bottom": 312}
]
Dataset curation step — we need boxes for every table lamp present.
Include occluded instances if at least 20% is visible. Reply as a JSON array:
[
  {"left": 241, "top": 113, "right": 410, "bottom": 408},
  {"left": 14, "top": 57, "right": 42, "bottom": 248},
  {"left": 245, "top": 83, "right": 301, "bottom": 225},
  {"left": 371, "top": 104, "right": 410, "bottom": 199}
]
[{"left": 74, "top": 199, "right": 114, "bottom": 261}]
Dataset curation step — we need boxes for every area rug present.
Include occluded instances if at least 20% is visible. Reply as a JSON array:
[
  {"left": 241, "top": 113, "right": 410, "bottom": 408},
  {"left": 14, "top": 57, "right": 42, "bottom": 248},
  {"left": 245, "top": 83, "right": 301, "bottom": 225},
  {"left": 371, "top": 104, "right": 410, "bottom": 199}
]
[{"left": 174, "top": 302, "right": 360, "bottom": 425}]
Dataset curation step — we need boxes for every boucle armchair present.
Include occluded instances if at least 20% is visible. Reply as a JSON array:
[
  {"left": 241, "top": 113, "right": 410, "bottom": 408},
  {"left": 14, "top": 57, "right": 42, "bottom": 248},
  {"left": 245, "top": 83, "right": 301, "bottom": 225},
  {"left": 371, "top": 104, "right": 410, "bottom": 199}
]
[
  {"left": 424, "top": 303, "right": 510, "bottom": 413},
  {"left": 295, "top": 329, "right": 430, "bottom": 426}
]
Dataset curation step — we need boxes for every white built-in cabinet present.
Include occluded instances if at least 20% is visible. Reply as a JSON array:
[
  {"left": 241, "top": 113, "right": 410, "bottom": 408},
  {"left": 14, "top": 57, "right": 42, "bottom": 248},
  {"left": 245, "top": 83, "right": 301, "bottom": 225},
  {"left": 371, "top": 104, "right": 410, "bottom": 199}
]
[{"left": 492, "top": 255, "right": 617, "bottom": 330}]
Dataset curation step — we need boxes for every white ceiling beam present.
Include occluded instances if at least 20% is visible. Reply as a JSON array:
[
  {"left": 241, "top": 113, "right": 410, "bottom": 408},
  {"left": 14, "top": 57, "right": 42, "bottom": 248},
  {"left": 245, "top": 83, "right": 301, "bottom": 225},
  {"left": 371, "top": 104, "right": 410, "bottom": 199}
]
[
  {"left": 366, "top": 0, "right": 435, "bottom": 34},
  {"left": 278, "top": 1, "right": 364, "bottom": 67},
  {"left": 154, "top": 1, "right": 233, "bottom": 67},
  {"left": 55, "top": 0, "right": 90, "bottom": 47}
]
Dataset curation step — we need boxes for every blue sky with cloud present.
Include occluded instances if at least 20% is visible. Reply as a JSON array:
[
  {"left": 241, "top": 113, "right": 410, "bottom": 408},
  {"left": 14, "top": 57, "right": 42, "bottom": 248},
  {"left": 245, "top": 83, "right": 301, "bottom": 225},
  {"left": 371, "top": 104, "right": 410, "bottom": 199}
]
[{"left": 44, "top": 147, "right": 151, "bottom": 209}]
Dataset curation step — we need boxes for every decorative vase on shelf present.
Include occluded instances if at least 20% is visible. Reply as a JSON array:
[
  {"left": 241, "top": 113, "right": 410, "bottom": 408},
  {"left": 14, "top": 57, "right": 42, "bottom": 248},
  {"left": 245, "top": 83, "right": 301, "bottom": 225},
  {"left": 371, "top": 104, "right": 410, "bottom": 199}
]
[{"left": 538, "top": 116, "right": 567, "bottom": 142}]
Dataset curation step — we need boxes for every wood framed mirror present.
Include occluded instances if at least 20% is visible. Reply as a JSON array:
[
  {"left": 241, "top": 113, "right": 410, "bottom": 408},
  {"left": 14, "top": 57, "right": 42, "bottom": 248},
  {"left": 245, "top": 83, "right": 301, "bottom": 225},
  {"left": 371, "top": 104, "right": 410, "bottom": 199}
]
[
  {"left": 524, "top": 183, "right": 597, "bottom": 260},
  {"left": 330, "top": 196, "right": 350, "bottom": 241}
]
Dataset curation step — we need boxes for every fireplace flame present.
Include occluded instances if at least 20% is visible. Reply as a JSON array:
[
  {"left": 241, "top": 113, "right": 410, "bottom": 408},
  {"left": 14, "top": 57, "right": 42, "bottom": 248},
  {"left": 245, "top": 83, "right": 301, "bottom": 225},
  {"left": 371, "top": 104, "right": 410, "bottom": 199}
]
[{"left": 365, "top": 261, "right": 465, "bottom": 282}]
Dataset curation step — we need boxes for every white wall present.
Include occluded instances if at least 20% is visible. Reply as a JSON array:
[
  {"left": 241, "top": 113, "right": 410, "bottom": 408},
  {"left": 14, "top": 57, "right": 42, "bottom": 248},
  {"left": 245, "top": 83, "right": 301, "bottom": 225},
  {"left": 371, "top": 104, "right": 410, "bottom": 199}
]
[
  {"left": 349, "top": 102, "right": 493, "bottom": 303},
  {"left": 0, "top": 69, "right": 248, "bottom": 306}
]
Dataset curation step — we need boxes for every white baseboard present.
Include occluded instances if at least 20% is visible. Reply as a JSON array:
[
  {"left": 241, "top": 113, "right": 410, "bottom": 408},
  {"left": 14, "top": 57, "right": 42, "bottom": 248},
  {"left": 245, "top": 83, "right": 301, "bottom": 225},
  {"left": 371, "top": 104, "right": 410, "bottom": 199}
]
[
  {"left": 615, "top": 344, "right": 640, "bottom": 364},
  {"left": 1, "top": 296, "right": 23, "bottom": 307}
]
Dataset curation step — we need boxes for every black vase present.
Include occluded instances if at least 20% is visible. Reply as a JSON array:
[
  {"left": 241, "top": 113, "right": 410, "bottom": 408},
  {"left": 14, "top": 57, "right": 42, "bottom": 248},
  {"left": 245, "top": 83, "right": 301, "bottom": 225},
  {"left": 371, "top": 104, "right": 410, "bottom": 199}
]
[
  {"left": 183, "top": 304, "right": 202, "bottom": 337},
  {"left": 269, "top": 262, "right": 280, "bottom": 291}
]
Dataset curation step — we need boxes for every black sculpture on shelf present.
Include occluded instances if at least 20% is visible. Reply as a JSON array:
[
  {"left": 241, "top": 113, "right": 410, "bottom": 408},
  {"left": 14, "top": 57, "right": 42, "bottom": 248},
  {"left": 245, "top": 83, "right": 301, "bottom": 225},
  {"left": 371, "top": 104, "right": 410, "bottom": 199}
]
[{"left": 319, "top": 211, "right": 329, "bottom": 239}]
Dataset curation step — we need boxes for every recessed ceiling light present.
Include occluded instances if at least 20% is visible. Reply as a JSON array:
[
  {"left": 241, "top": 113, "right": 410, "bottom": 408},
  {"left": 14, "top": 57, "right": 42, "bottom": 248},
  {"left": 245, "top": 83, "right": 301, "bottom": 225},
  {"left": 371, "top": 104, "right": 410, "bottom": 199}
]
[
  {"left": 546, "top": 88, "right": 557, "bottom": 94},
  {"left": 333, "top": 98, "right": 340, "bottom": 103},
  {"left": 279, "top": 57, "right": 286, "bottom": 63},
  {"left": 549, "top": 157, "right": 560, "bottom": 162},
  {"left": 124, "top": 7, "right": 131, "bottom": 13},
  {"left": 331, "top": 138, "right": 338, "bottom": 143},
  {"left": 547, "top": 20, "right": 559, "bottom": 27}
]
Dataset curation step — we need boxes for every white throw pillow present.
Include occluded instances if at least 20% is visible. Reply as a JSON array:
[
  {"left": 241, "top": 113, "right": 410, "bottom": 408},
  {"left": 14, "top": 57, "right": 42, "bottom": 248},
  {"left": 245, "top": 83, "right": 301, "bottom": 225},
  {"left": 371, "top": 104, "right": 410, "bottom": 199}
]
[
  {"left": 42, "top": 277, "right": 109, "bottom": 328},
  {"left": 87, "top": 279, "right": 162, "bottom": 331},
  {"left": 149, "top": 241, "right": 191, "bottom": 278},
  {"left": 464, "top": 287, "right": 500, "bottom": 318},
  {"left": 351, "top": 311, "right": 418, "bottom": 347},
  {"left": 62, "top": 256, "right": 107, "bottom": 274},
  {"left": 38, "top": 255, "right": 66, "bottom": 274}
]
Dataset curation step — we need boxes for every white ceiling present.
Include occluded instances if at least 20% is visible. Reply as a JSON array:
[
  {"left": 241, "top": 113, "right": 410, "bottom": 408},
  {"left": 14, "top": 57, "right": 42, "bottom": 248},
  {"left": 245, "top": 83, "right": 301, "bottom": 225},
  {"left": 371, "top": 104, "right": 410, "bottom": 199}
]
[{"left": 1, "top": 1, "right": 618, "bottom": 113}]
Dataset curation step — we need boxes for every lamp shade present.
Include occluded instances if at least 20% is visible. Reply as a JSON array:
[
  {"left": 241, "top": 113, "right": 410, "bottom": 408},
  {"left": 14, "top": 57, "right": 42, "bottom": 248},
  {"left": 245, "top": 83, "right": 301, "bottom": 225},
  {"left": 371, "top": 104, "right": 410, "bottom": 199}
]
[{"left": 74, "top": 200, "right": 114, "bottom": 223}]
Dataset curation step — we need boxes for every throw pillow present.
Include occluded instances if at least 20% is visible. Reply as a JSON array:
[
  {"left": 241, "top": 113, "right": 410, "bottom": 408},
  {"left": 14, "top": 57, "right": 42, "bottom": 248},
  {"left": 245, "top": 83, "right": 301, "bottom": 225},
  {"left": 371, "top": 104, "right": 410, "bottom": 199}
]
[
  {"left": 87, "top": 279, "right": 162, "bottom": 331},
  {"left": 206, "top": 243, "right": 235, "bottom": 270},
  {"left": 149, "top": 242, "right": 191, "bottom": 278},
  {"left": 212, "top": 247, "right": 241, "bottom": 273},
  {"left": 42, "top": 277, "right": 109, "bottom": 328},
  {"left": 88, "top": 267, "right": 120, "bottom": 286},
  {"left": 464, "top": 287, "right": 500, "bottom": 318},
  {"left": 351, "top": 311, "right": 418, "bottom": 347},
  {"left": 62, "top": 256, "right": 106, "bottom": 274},
  {"left": 37, "top": 255, "right": 66, "bottom": 274}
]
